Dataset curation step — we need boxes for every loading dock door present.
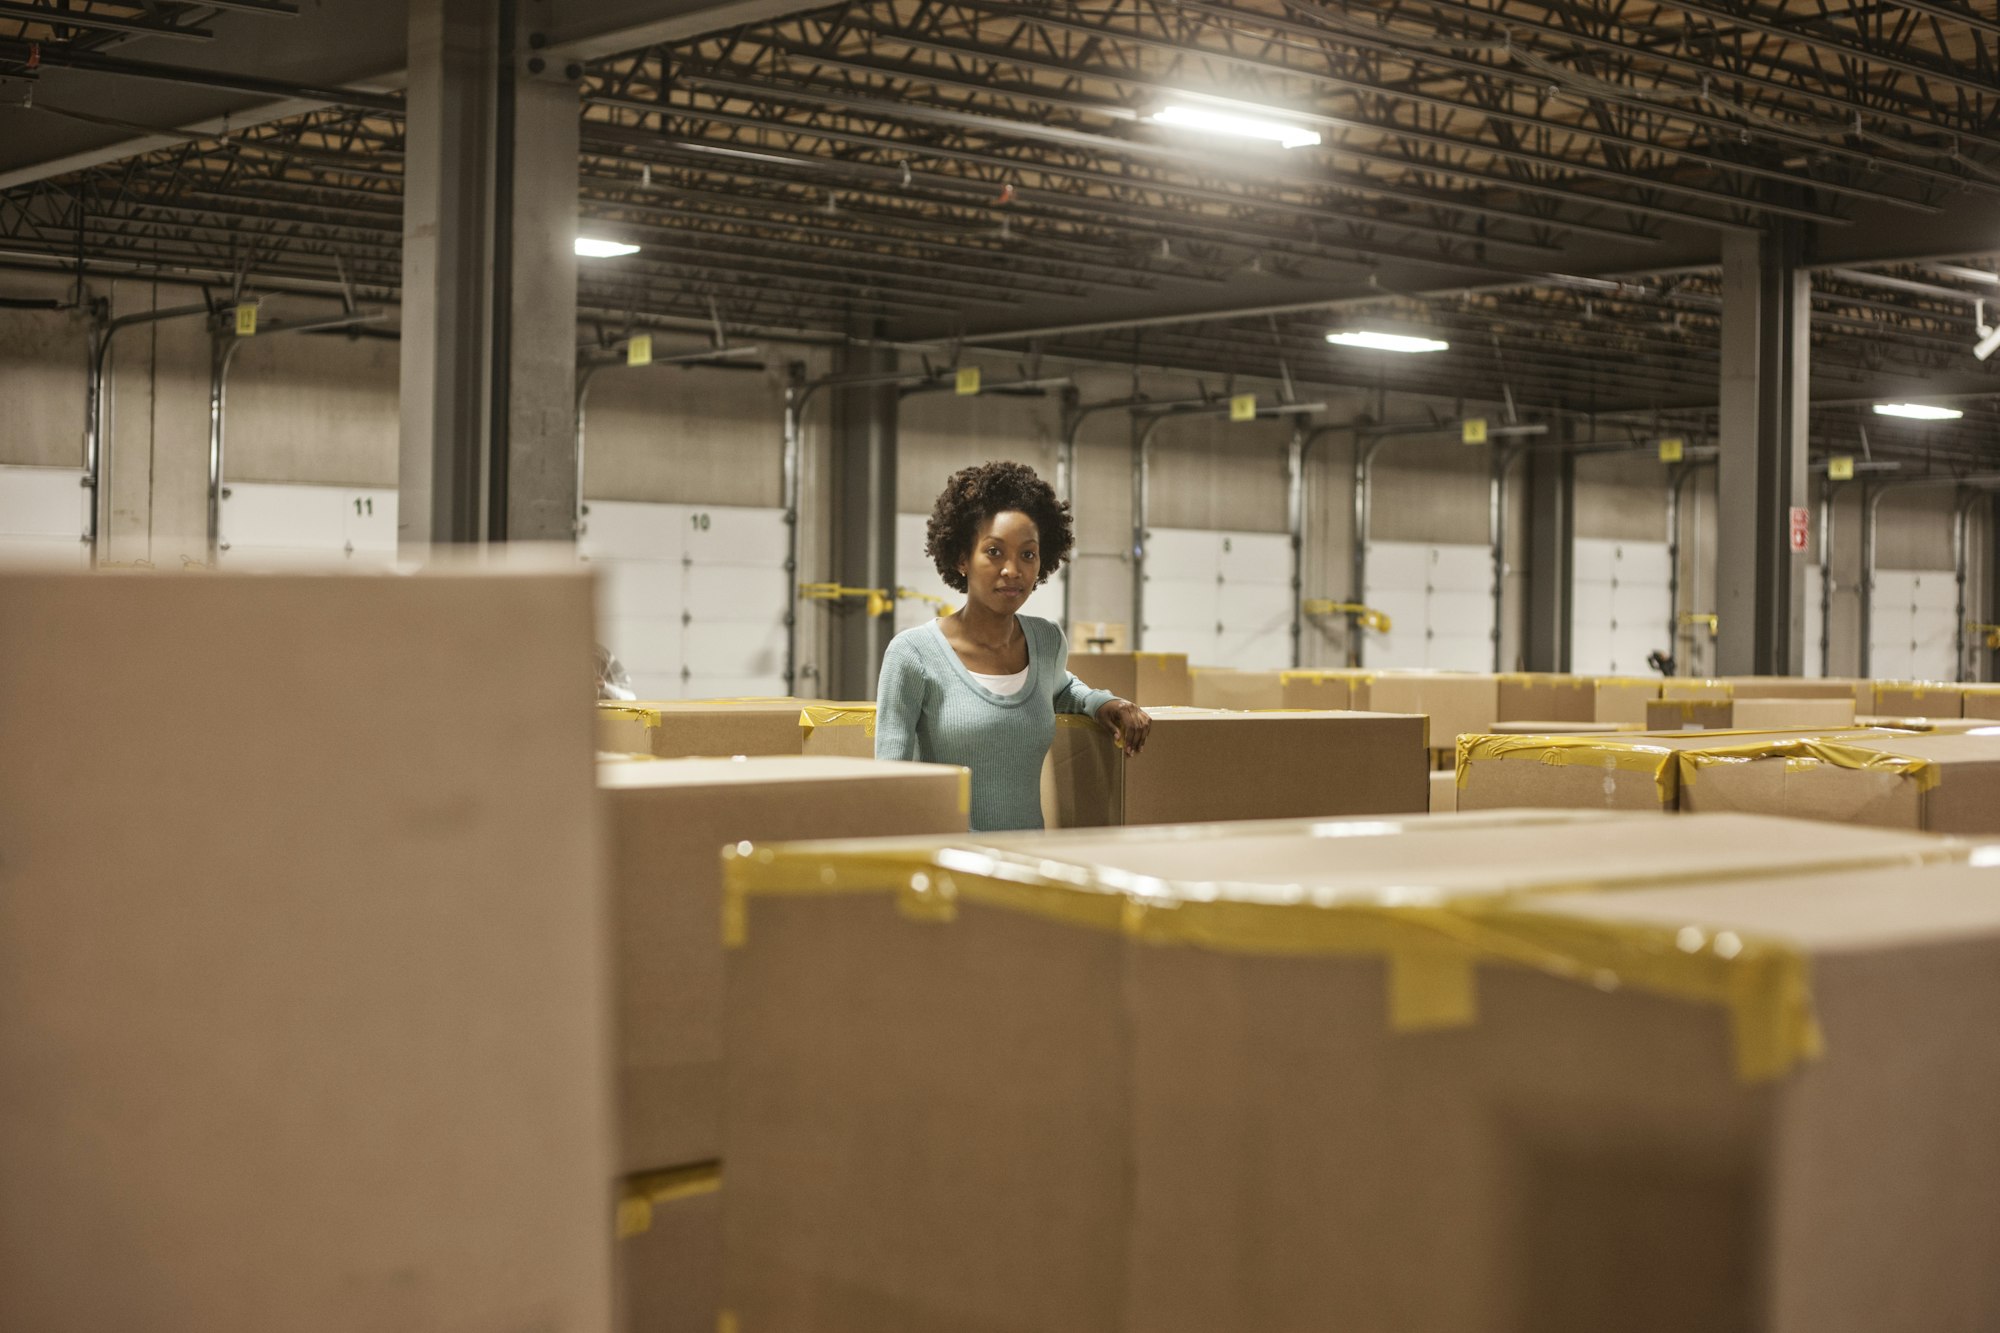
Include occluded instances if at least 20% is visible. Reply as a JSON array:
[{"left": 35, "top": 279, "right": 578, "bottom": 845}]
[
  {"left": 1570, "top": 538, "right": 1672, "bottom": 675},
  {"left": 218, "top": 482, "right": 398, "bottom": 567},
  {"left": 1142, "top": 527, "right": 1292, "bottom": 668},
  {"left": 1364, "top": 541, "right": 1495, "bottom": 670},
  {"left": 581, "top": 500, "right": 790, "bottom": 700},
  {"left": 0, "top": 463, "right": 89, "bottom": 567}
]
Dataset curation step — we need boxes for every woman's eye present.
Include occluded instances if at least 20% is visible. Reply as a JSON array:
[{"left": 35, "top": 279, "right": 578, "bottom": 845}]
[{"left": 1023, "top": 552, "right": 1038, "bottom": 562}]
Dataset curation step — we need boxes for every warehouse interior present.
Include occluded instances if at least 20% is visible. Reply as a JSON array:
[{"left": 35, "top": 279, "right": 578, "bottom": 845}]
[{"left": 9, "top": 2, "right": 2000, "bottom": 1331}]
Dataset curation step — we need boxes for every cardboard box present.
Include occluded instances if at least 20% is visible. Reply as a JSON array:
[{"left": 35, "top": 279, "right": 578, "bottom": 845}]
[
  {"left": 1592, "top": 676, "right": 1662, "bottom": 725},
  {"left": 1067, "top": 651, "right": 1193, "bottom": 706},
  {"left": 1662, "top": 677, "right": 1732, "bottom": 700},
  {"left": 1680, "top": 731, "right": 2000, "bottom": 836},
  {"left": 1646, "top": 696, "right": 1857, "bottom": 732},
  {"left": 1488, "top": 721, "right": 1635, "bottom": 736},
  {"left": 722, "top": 812, "right": 1977, "bottom": 1333},
  {"left": 1428, "top": 769, "right": 1457, "bottom": 813},
  {"left": 1188, "top": 667, "right": 1285, "bottom": 711},
  {"left": 1497, "top": 673, "right": 1596, "bottom": 723},
  {"left": 1280, "top": 669, "right": 1365, "bottom": 711},
  {"left": 798, "top": 704, "right": 877, "bottom": 758},
  {"left": 1961, "top": 686, "right": 2000, "bottom": 720},
  {"left": 0, "top": 563, "right": 613, "bottom": 1333},
  {"left": 1857, "top": 716, "right": 2000, "bottom": 735},
  {"left": 1720, "top": 676, "right": 1866, "bottom": 703},
  {"left": 602, "top": 756, "right": 967, "bottom": 1171},
  {"left": 1044, "top": 708, "right": 1427, "bottom": 828},
  {"left": 1071, "top": 620, "right": 1129, "bottom": 653},
  {"left": 600, "top": 698, "right": 835, "bottom": 757},
  {"left": 1457, "top": 727, "right": 1900, "bottom": 812},
  {"left": 1365, "top": 671, "right": 1500, "bottom": 748},
  {"left": 1875, "top": 681, "right": 1967, "bottom": 717},
  {"left": 617, "top": 1170, "right": 722, "bottom": 1333}
]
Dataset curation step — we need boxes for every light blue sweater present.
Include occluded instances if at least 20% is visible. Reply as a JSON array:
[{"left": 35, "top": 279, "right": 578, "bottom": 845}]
[{"left": 876, "top": 615, "right": 1115, "bottom": 833}]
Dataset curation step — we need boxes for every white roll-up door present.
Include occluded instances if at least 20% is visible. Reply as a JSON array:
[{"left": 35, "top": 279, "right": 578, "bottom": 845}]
[
  {"left": 1870, "top": 568, "right": 1958, "bottom": 681},
  {"left": 1364, "top": 541, "right": 1494, "bottom": 670},
  {"left": 1142, "top": 527, "right": 1291, "bottom": 668},
  {"left": 218, "top": 482, "right": 398, "bottom": 568},
  {"left": 581, "top": 500, "right": 789, "bottom": 700},
  {"left": 0, "top": 463, "right": 89, "bottom": 567},
  {"left": 1570, "top": 538, "right": 1672, "bottom": 674}
]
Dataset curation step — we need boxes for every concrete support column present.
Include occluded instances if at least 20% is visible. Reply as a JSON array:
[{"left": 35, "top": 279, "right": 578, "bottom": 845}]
[
  {"left": 1522, "top": 440, "right": 1574, "bottom": 672},
  {"left": 501, "top": 40, "right": 581, "bottom": 541},
  {"left": 1717, "top": 226, "right": 1812, "bottom": 674},
  {"left": 399, "top": 0, "right": 578, "bottom": 551},
  {"left": 827, "top": 344, "right": 899, "bottom": 698}
]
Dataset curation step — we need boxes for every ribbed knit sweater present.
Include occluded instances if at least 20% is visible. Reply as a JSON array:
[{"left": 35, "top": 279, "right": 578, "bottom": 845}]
[{"left": 876, "top": 614, "right": 1115, "bottom": 833}]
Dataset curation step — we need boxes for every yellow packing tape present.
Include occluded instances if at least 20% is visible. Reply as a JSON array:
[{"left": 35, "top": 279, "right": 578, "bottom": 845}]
[
  {"left": 616, "top": 1161, "right": 722, "bottom": 1239},
  {"left": 721, "top": 824, "right": 1964, "bottom": 1081},
  {"left": 1496, "top": 673, "right": 1589, "bottom": 689},
  {"left": 600, "top": 704, "right": 665, "bottom": 729},
  {"left": 1677, "top": 737, "right": 1942, "bottom": 791},
  {"left": 1453, "top": 733, "right": 1681, "bottom": 803},
  {"left": 799, "top": 704, "right": 877, "bottom": 737}
]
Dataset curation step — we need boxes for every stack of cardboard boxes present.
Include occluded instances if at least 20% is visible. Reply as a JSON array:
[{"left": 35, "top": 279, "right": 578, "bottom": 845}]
[
  {"left": 28, "top": 567, "right": 2000, "bottom": 1333},
  {"left": 600, "top": 757, "right": 968, "bottom": 1328},
  {"left": 720, "top": 810, "right": 1996, "bottom": 1332}
]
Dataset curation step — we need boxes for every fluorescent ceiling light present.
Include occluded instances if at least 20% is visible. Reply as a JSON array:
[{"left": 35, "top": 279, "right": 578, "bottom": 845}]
[
  {"left": 1326, "top": 330, "right": 1450, "bottom": 354},
  {"left": 575, "top": 237, "right": 640, "bottom": 258},
  {"left": 1148, "top": 103, "right": 1321, "bottom": 150},
  {"left": 1872, "top": 402, "right": 1963, "bottom": 420}
]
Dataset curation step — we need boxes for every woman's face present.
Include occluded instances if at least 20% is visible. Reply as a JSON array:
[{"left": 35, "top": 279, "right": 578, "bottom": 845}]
[{"left": 959, "top": 509, "right": 1040, "bottom": 614}]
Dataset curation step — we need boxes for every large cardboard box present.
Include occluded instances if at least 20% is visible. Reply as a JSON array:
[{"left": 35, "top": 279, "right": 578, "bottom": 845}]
[
  {"left": 1365, "top": 671, "right": 1500, "bottom": 747},
  {"left": 1593, "top": 675, "right": 1662, "bottom": 725},
  {"left": 602, "top": 756, "right": 967, "bottom": 1172},
  {"left": 1067, "top": 651, "right": 1193, "bottom": 706},
  {"left": 1663, "top": 677, "right": 1732, "bottom": 700},
  {"left": 722, "top": 812, "right": 1977, "bottom": 1333},
  {"left": 1496, "top": 673, "right": 1596, "bottom": 723},
  {"left": 1646, "top": 696, "right": 1856, "bottom": 732},
  {"left": 0, "top": 564, "right": 613, "bottom": 1333},
  {"left": 1188, "top": 667, "right": 1285, "bottom": 711},
  {"left": 1876, "top": 681, "right": 1968, "bottom": 717},
  {"left": 1457, "top": 727, "right": 1900, "bottom": 812},
  {"left": 798, "top": 704, "right": 877, "bottom": 758},
  {"left": 600, "top": 698, "right": 836, "bottom": 757},
  {"left": 1280, "top": 668, "right": 1366, "bottom": 711},
  {"left": 1044, "top": 707, "right": 1427, "bottom": 827},
  {"left": 1679, "top": 731, "right": 2000, "bottom": 835}
]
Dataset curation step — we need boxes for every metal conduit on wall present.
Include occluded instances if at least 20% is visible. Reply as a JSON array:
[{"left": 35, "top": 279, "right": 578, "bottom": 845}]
[
  {"left": 1126, "top": 398, "right": 1320, "bottom": 654},
  {"left": 85, "top": 301, "right": 212, "bottom": 563},
  {"left": 1858, "top": 475, "right": 2000, "bottom": 681},
  {"left": 1349, "top": 417, "right": 1545, "bottom": 672},
  {"left": 206, "top": 309, "right": 387, "bottom": 563}
]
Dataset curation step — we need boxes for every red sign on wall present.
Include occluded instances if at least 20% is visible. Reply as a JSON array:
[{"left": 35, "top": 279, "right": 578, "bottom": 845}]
[{"left": 1789, "top": 506, "right": 1810, "bottom": 553}]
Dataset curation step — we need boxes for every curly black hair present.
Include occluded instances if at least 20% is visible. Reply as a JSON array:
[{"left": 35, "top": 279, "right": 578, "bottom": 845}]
[{"left": 925, "top": 460, "right": 1075, "bottom": 594}]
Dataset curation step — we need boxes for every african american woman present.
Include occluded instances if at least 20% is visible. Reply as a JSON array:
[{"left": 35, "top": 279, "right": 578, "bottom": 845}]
[{"left": 876, "top": 460, "right": 1152, "bottom": 833}]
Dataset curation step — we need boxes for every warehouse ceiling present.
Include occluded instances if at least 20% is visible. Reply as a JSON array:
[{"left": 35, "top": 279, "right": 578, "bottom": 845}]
[{"left": 6, "top": 0, "right": 2000, "bottom": 462}]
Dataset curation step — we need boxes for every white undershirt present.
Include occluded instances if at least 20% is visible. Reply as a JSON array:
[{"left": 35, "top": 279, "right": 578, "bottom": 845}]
[{"left": 970, "top": 666, "right": 1031, "bottom": 697}]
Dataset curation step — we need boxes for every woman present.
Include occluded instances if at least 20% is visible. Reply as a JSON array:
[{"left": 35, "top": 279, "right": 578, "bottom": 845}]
[{"left": 877, "top": 460, "right": 1151, "bottom": 832}]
